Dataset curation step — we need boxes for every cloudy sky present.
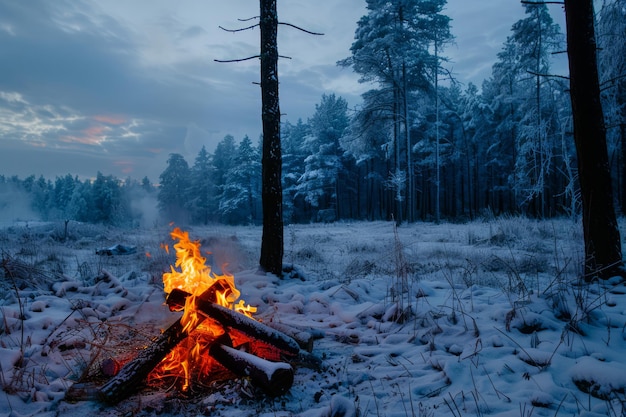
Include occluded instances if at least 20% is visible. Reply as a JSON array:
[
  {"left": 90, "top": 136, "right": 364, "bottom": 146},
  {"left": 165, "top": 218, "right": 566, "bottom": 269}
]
[{"left": 0, "top": 1, "right": 566, "bottom": 182}]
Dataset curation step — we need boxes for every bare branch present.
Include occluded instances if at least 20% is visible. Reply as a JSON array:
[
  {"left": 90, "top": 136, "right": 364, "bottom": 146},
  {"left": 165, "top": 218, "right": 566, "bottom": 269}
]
[
  {"left": 521, "top": 1, "right": 565, "bottom": 4},
  {"left": 219, "top": 20, "right": 322, "bottom": 36},
  {"left": 215, "top": 55, "right": 291, "bottom": 64},
  {"left": 214, "top": 55, "right": 260, "bottom": 63},
  {"left": 600, "top": 73, "right": 626, "bottom": 92},
  {"left": 278, "top": 22, "right": 323, "bottom": 36},
  {"left": 219, "top": 24, "right": 259, "bottom": 33},
  {"left": 238, "top": 16, "right": 260, "bottom": 22},
  {"left": 526, "top": 69, "right": 570, "bottom": 81}
]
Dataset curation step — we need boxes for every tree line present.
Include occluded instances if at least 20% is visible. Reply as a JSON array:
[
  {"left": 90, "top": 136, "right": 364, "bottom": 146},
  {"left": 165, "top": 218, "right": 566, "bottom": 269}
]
[
  {"left": 1, "top": 1, "right": 624, "bottom": 230},
  {"left": 0, "top": 172, "right": 155, "bottom": 227}
]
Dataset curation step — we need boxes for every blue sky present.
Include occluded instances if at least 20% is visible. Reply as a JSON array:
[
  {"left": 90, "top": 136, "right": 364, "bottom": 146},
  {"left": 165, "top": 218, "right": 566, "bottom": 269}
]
[{"left": 0, "top": 1, "right": 566, "bottom": 182}]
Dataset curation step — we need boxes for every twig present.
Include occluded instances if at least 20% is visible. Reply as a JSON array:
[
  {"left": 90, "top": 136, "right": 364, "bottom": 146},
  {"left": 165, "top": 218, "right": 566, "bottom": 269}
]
[{"left": 494, "top": 327, "right": 548, "bottom": 370}]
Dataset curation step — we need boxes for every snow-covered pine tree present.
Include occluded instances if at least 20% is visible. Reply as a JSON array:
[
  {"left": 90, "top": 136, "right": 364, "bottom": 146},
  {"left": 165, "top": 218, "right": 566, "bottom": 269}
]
[
  {"left": 219, "top": 135, "right": 261, "bottom": 224},
  {"left": 282, "top": 119, "right": 309, "bottom": 223},
  {"left": 296, "top": 94, "right": 349, "bottom": 222},
  {"left": 188, "top": 146, "right": 215, "bottom": 225},
  {"left": 339, "top": 0, "right": 452, "bottom": 223},
  {"left": 597, "top": 0, "right": 626, "bottom": 214},
  {"left": 158, "top": 154, "right": 191, "bottom": 224}
]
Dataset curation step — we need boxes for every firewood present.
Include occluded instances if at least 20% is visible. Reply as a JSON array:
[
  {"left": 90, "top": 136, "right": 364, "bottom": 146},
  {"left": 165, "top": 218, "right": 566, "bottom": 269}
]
[
  {"left": 96, "top": 287, "right": 301, "bottom": 404},
  {"left": 97, "top": 287, "right": 217, "bottom": 404},
  {"left": 265, "top": 322, "right": 314, "bottom": 352},
  {"left": 209, "top": 339, "right": 293, "bottom": 397},
  {"left": 166, "top": 288, "right": 300, "bottom": 355},
  {"left": 97, "top": 318, "right": 190, "bottom": 404},
  {"left": 293, "top": 350, "right": 324, "bottom": 371}
]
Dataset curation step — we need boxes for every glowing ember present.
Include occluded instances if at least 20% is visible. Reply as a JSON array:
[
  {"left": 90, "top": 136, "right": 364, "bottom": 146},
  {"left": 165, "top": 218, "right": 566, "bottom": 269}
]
[{"left": 151, "top": 227, "right": 256, "bottom": 390}]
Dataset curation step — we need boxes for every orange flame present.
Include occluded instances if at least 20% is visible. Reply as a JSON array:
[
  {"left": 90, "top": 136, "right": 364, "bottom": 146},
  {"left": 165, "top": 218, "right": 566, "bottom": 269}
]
[{"left": 151, "top": 227, "right": 256, "bottom": 390}]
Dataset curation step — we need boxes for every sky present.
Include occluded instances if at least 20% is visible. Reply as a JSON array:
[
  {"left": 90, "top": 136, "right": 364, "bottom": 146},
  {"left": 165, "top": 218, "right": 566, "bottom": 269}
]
[{"left": 0, "top": 1, "right": 567, "bottom": 183}]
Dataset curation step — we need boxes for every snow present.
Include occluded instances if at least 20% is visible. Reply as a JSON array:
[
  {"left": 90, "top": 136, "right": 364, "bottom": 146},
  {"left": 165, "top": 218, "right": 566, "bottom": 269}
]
[{"left": 1, "top": 218, "right": 626, "bottom": 416}]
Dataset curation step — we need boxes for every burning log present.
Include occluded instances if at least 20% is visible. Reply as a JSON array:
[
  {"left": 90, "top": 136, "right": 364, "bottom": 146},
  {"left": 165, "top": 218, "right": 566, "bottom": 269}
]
[
  {"left": 96, "top": 288, "right": 301, "bottom": 404},
  {"left": 166, "top": 288, "right": 300, "bottom": 356},
  {"left": 97, "top": 286, "right": 219, "bottom": 404},
  {"left": 97, "top": 318, "right": 189, "bottom": 404},
  {"left": 91, "top": 229, "right": 309, "bottom": 404},
  {"left": 209, "top": 335, "right": 294, "bottom": 397}
]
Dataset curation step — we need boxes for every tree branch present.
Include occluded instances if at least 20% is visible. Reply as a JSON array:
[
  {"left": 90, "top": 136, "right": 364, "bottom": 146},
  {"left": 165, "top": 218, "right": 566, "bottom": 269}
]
[
  {"left": 214, "top": 55, "right": 260, "bottom": 63},
  {"left": 216, "top": 18, "right": 319, "bottom": 64},
  {"left": 219, "top": 24, "right": 259, "bottom": 33},
  {"left": 219, "top": 20, "right": 322, "bottom": 36},
  {"left": 214, "top": 55, "right": 291, "bottom": 64},
  {"left": 599, "top": 73, "right": 626, "bottom": 92},
  {"left": 278, "top": 22, "right": 323, "bottom": 36},
  {"left": 526, "top": 69, "right": 570, "bottom": 81},
  {"left": 521, "top": 1, "right": 565, "bottom": 4}
]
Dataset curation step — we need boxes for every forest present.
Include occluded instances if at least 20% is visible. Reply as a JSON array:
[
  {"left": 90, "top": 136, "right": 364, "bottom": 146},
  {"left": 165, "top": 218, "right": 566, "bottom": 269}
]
[
  {"left": 1, "top": 1, "right": 625, "bottom": 228},
  {"left": 4, "top": 2, "right": 626, "bottom": 416}
]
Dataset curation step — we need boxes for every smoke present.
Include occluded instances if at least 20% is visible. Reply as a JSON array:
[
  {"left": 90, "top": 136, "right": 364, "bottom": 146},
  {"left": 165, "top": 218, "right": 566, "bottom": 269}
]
[
  {"left": 129, "top": 191, "right": 161, "bottom": 228},
  {"left": 0, "top": 183, "right": 40, "bottom": 227}
]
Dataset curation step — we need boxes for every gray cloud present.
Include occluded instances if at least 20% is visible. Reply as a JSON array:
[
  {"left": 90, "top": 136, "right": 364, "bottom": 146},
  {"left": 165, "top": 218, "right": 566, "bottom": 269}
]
[{"left": 0, "top": 0, "right": 563, "bottom": 182}]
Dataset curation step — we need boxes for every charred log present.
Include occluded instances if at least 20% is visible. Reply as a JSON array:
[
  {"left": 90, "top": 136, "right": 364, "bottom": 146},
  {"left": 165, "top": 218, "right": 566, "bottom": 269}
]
[
  {"left": 97, "top": 287, "right": 218, "bottom": 404},
  {"left": 97, "top": 318, "right": 190, "bottom": 404},
  {"left": 94, "top": 287, "right": 302, "bottom": 404},
  {"left": 265, "top": 322, "right": 315, "bottom": 352},
  {"left": 166, "top": 288, "right": 300, "bottom": 355},
  {"left": 209, "top": 335, "right": 293, "bottom": 397}
]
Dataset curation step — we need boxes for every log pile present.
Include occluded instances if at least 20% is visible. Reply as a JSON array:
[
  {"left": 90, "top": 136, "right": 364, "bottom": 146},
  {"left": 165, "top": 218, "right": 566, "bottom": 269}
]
[{"left": 94, "top": 287, "right": 314, "bottom": 404}]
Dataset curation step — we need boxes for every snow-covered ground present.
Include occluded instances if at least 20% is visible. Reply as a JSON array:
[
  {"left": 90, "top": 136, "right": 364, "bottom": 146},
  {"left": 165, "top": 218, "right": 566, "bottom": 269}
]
[{"left": 1, "top": 217, "right": 626, "bottom": 416}]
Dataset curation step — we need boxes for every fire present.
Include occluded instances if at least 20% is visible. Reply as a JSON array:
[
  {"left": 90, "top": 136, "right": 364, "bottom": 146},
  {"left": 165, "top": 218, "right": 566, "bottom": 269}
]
[{"left": 151, "top": 227, "right": 256, "bottom": 390}]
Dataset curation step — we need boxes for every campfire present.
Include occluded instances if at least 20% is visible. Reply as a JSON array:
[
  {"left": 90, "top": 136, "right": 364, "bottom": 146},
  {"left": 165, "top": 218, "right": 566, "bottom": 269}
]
[{"left": 94, "top": 228, "right": 307, "bottom": 404}]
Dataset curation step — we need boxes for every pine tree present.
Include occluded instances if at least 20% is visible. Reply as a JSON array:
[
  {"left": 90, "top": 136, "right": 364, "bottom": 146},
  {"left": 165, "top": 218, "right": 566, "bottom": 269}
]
[
  {"left": 296, "top": 94, "right": 349, "bottom": 221},
  {"left": 188, "top": 146, "right": 215, "bottom": 224},
  {"left": 564, "top": 0, "right": 625, "bottom": 279},
  {"left": 158, "top": 154, "right": 191, "bottom": 224},
  {"left": 597, "top": 0, "right": 626, "bottom": 213},
  {"left": 282, "top": 119, "right": 309, "bottom": 223},
  {"left": 339, "top": 0, "right": 452, "bottom": 223},
  {"left": 259, "top": 0, "right": 283, "bottom": 276},
  {"left": 220, "top": 135, "right": 261, "bottom": 224},
  {"left": 510, "top": 3, "right": 563, "bottom": 217},
  {"left": 212, "top": 134, "right": 237, "bottom": 221}
]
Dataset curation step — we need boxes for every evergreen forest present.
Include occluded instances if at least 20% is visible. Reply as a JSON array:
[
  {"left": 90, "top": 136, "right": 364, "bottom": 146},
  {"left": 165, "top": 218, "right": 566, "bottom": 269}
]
[{"left": 1, "top": 1, "right": 625, "bottom": 227}]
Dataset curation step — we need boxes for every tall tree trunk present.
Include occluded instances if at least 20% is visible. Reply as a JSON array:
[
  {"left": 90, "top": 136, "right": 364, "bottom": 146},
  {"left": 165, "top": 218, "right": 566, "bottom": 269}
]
[
  {"left": 434, "top": 37, "right": 441, "bottom": 224},
  {"left": 622, "top": 119, "right": 626, "bottom": 215},
  {"left": 403, "top": 62, "right": 413, "bottom": 223},
  {"left": 259, "top": 0, "right": 283, "bottom": 276},
  {"left": 564, "top": 0, "right": 625, "bottom": 280}
]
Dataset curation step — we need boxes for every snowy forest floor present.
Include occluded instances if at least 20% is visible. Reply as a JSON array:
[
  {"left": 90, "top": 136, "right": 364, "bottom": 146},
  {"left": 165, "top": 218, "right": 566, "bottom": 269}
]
[{"left": 2, "top": 217, "right": 626, "bottom": 416}]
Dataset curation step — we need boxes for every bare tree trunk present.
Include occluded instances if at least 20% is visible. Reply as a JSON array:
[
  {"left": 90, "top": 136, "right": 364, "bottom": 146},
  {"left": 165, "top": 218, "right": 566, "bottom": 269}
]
[
  {"left": 564, "top": 0, "right": 625, "bottom": 280},
  {"left": 622, "top": 119, "right": 626, "bottom": 215},
  {"left": 259, "top": 0, "right": 283, "bottom": 276},
  {"left": 403, "top": 62, "right": 413, "bottom": 223}
]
